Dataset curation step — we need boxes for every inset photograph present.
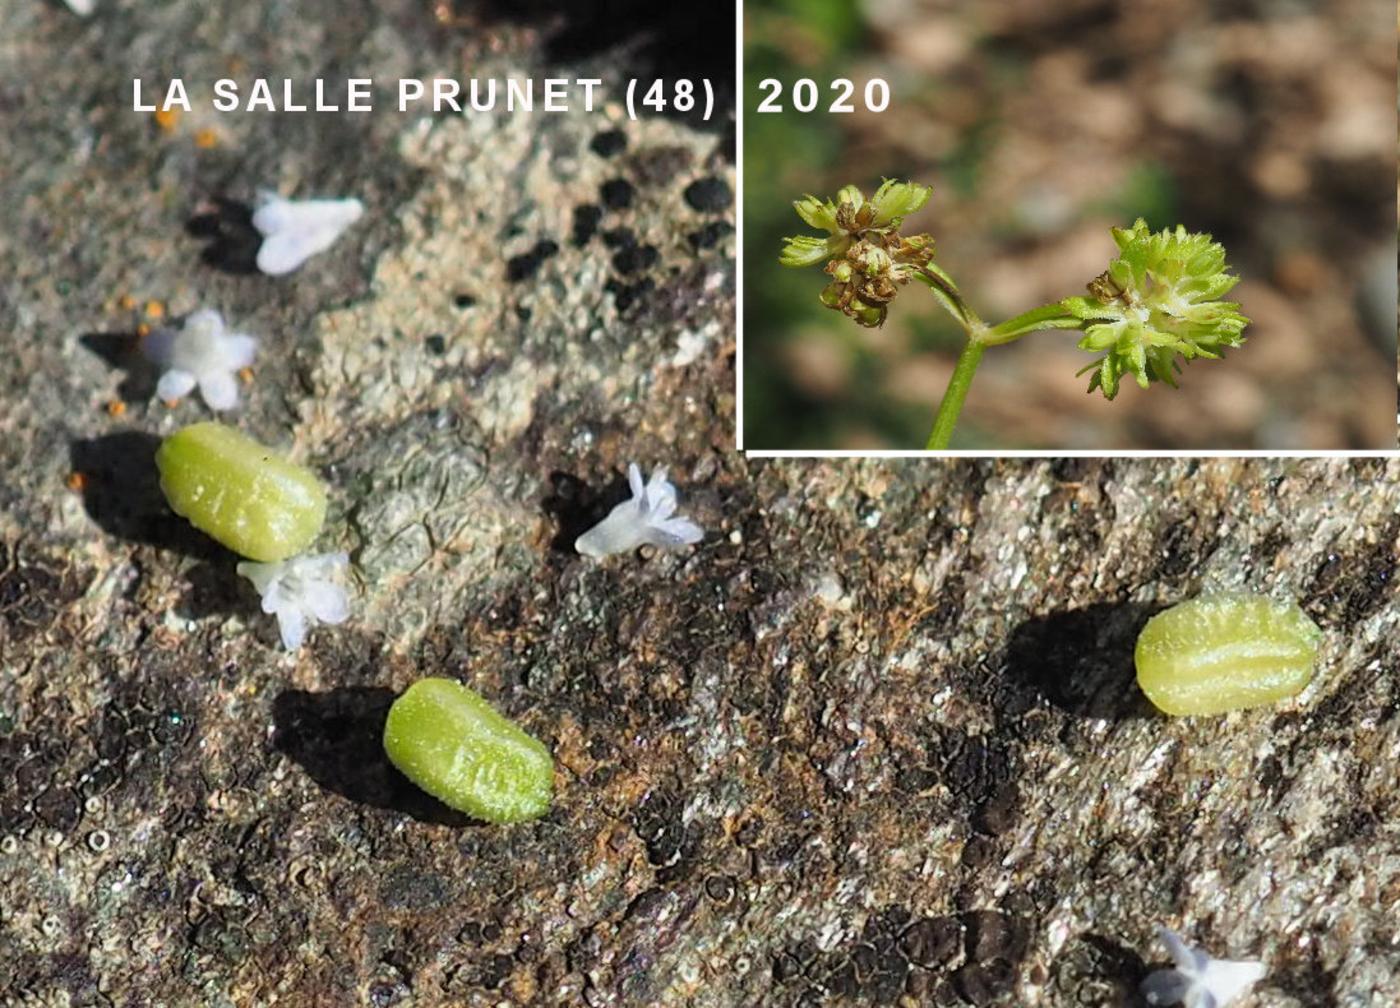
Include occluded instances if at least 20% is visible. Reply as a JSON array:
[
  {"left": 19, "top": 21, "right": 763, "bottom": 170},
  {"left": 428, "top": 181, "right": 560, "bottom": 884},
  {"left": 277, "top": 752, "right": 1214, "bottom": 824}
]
[{"left": 742, "top": 0, "right": 1395, "bottom": 450}]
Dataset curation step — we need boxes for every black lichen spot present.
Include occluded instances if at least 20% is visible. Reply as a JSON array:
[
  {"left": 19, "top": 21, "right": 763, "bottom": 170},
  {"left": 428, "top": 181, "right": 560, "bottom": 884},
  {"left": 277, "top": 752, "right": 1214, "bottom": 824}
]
[
  {"left": 940, "top": 731, "right": 1015, "bottom": 809},
  {"left": 734, "top": 816, "right": 762, "bottom": 847},
  {"left": 589, "top": 129, "right": 627, "bottom": 157},
  {"left": 683, "top": 176, "right": 733, "bottom": 212},
  {"left": 1154, "top": 516, "right": 1219, "bottom": 582},
  {"left": 972, "top": 782, "right": 1021, "bottom": 836},
  {"left": 571, "top": 204, "right": 602, "bottom": 247},
  {"left": 961, "top": 835, "right": 997, "bottom": 868},
  {"left": 34, "top": 786, "right": 81, "bottom": 832},
  {"left": 425, "top": 334, "right": 447, "bottom": 355},
  {"left": 772, "top": 950, "right": 804, "bottom": 984},
  {"left": 476, "top": 953, "right": 515, "bottom": 989},
  {"left": 899, "top": 916, "right": 963, "bottom": 970},
  {"left": 605, "top": 277, "right": 655, "bottom": 313},
  {"left": 953, "top": 959, "right": 1016, "bottom": 1004},
  {"left": 688, "top": 221, "right": 733, "bottom": 250},
  {"left": 611, "top": 244, "right": 659, "bottom": 275},
  {"left": 506, "top": 239, "right": 560, "bottom": 283},
  {"left": 1049, "top": 458, "right": 1108, "bottom": 483},
  {"left": 625, "top": 887, "right": 670, "bottom": 923},
  {"left": 703, "top": 874, "right": 735, "bottom": 904},
  {"left": 963, "top": 911, "right": 1029, "bottom": 964},
  {"left": 378, "top": 864, "right": 450, "bottom": 910},
  {"left": 1046, "top": 932, "right": 1147, "bottom": 1005},
  {"left": 632, "top": 790, "right": 682, "bottom": 867},
  {"left": 600, "top": 178, "right": 635, "bottom": 209},
  {"left": 0, "top": 548, "right": 86, "bottom": 647},
  {"left": 453, "top": 293, "right": 477, "bottom": 309},
  {"left": 1304, "top": 517, "right": 1399, "bottom": 629},
  {"left": 367, "top": 979, "right": 410, "bottom": 1007},
  {"left": 630, "top": 790, "right": 700, "bottom": 884},
  {"left": 601, "top": 227, "right": 637, "bottom": 250}
]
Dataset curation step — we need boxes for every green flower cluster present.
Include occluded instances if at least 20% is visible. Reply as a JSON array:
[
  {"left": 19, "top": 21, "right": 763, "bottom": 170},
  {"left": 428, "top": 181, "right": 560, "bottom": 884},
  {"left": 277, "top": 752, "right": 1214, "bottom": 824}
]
[
  {"left": 775, "top": 179, "right": 1253, "bottom": 447},
  {"left": 1063, "top": 218, "right": 1249, "bottom": 399},
  {"left": 780, "top": 180, "right": 936, "bottom": 328}
]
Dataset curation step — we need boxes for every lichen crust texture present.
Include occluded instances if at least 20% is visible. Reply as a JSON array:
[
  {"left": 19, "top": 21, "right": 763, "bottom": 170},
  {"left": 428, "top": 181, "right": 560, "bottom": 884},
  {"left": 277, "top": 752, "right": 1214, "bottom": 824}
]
[
  {"left": 1135, "top": 593, "right": 1323, "bottom": 716},
  {"left": 382, "top": 677, "right": 554, "bottom": 824},
  {"left": 155, "top": 421, "right": 328, "bottom": 562}
]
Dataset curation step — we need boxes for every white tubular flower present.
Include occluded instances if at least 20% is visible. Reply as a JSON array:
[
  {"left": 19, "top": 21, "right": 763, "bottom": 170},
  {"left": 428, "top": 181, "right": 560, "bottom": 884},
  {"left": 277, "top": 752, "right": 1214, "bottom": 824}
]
[
  {"left": 63, "top": 0, "right": 95, "bottom": 15},
  {"left": 253, "top": 192, "right": 364, "bottom": 276},
  {"left": 143, "top": 308, "right": 257, "bottom": 411},
  {"left": 575, "top": 463, "right": 704, "bottom": 559},
  {"left": 236, "top": 551, "right": 351, "bottom": 650},
  {"left": 1142, "top": 927, "right": 1266, "bottom": 1008}
]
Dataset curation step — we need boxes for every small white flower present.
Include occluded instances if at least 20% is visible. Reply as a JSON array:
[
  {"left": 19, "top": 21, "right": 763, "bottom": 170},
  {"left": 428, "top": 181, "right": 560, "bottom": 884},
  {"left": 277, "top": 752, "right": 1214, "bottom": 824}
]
[
  {"left": 236, "top": 551, "right": 351, "bottom": 650},
  {"left": 143, "top": 308, "right": 257, "bottom": 411},
  {"left": 1142, "top": 927, "right": 1266, "bottom": 1008},
  {"left": 253, "top": 192, "right": 364, "bottom": 276},
  {"left": 575, "top": 463, "right": 704, "bottom": 558},
  {"left": 62, "top": 0, "right": 95, "bottom": 15}
]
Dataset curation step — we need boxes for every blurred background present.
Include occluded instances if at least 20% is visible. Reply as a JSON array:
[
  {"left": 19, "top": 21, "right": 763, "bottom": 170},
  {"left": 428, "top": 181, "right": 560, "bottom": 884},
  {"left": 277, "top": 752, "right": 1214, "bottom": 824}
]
[{"left": 743, "top": 0, "right": 1396, "bottom": 450}]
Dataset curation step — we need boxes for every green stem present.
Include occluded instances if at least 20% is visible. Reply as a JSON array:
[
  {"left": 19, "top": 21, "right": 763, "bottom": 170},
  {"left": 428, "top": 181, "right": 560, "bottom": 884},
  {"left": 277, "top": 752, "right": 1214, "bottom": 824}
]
[
  {"left": 981, "top": 303, "right": 1083, "bottom": 345},
  {"left": 925, "top": 336, "right": 985, "bottom": 450}
]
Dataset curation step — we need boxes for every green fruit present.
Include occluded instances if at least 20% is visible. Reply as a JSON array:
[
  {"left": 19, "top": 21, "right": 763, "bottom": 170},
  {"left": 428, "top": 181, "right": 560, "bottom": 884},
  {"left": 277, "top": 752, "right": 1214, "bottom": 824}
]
[
  {"left": 156, "top": 421, "right": 327, "bottom": 562},
  {"left": 1135, "top": 594, "right": 1322, "bottom": 716},
  {"left": 383, "top": 678, "right": 553, "bottom": 824}
]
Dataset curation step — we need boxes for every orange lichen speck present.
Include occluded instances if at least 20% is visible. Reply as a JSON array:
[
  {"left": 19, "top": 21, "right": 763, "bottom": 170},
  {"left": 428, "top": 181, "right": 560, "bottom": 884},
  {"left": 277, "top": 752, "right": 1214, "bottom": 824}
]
[{"left": 154, "top": 107, "right": 181, "bottom": 133}]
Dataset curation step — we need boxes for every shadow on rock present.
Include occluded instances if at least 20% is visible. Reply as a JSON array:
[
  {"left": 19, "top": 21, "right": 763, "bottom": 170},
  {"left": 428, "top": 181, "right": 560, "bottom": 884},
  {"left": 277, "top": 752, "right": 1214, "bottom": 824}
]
[
  {"left": 271, "top": 687, "right": 472, "bottom": 826},
  {"left": 187, "top": 197, "right": 260, "bottom": 274},
  {"left": 541, "top": 468, "right": 630, "bottom": 555},
  {"left": 79, "top": 331, "right": 160, "bottom": 402},
  {"left": 68, "top": 431, "right": 224, "bottom": 560},
  {"left": 174, "top": 558, "right": 263, "bottom": 622},
  {"left": 1003, "top": 602, "right": 1164, "bottom": 720}
]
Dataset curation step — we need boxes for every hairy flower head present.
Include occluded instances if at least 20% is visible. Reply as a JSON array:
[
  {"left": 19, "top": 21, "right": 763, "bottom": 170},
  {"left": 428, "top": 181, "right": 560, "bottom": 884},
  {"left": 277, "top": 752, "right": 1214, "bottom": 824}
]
[
  {"left": 781, "top": 180, "right": 936, "bottom": 327},
  {"left": 1063, "top": 219, "right": 1249, "bottom": 399}
]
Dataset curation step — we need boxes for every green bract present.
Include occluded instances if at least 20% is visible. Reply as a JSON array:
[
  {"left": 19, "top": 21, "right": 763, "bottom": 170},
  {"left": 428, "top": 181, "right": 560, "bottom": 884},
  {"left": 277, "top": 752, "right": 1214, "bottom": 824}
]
[
  {"left": 383, "top": 677, "right": 553, "bottom": 824},
  {"left": 1135, "top": 594, "right": 1322, "bottom": 716},
  {"left": 156, "top": 421, "right": 327, "bottom": 562},
  {"left": 1063, "top": 218, "right": 1249, "bottom": 399}
]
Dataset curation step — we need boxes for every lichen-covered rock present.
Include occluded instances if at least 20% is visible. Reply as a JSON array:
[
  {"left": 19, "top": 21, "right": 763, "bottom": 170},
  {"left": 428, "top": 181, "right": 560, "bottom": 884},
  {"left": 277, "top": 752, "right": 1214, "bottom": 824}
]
[{"left": 0, "top": 5, "right": 1396, "bottom": 1008}]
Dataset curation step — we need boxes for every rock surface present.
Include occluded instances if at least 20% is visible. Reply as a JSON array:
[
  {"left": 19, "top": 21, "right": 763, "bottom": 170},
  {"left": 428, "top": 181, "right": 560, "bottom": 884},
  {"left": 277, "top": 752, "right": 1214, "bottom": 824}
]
[{"left": 1, "top": 3, "right": 1397, "bottom": 1008}]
